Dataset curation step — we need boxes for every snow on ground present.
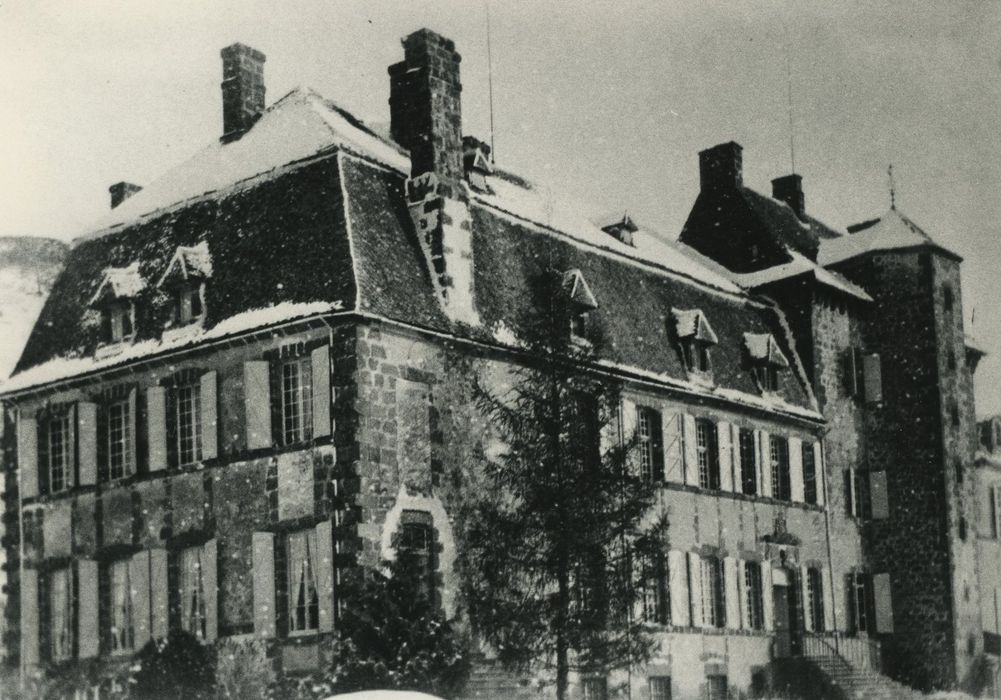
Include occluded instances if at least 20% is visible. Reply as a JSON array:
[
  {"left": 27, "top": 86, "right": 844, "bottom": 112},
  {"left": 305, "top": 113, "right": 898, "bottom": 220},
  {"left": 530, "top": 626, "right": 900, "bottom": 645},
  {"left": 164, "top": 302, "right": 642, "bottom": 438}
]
[{"left": 324, "top": 693, "right": 445, "bottom": 700}]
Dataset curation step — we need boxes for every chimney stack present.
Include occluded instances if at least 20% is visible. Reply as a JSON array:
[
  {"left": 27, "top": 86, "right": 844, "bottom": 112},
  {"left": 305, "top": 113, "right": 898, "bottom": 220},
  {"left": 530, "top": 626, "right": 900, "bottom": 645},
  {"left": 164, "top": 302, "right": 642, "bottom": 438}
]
[
  {"left": 109, "top": 182, "right": 142, "bottom": 209},
  {"left": 388, "top": 29, "right": 464, "bottom": 198},
  {"left": 699, "top": 141, "right": 743, "bottom": 193},
  {"left": 772, "top": 174, "right": 806, "bottom": 219},
  {"left": 220, "top": 43, "right": 266, "bottom": 142}
]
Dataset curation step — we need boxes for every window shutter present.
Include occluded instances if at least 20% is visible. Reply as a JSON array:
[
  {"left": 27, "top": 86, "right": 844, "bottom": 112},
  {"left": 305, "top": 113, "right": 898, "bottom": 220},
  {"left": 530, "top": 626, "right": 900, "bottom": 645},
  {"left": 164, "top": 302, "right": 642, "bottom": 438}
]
[
  {"left": 800, "top": 566, "right": 813, "bottom": 632},
  {"left": 844, "top": 347, "right": 860, "bottom": 396},
  {"left": 311, "top": 344, "right": 331, "bottom": 439},
  {"left": 130, "top": 550, "right": 152, "bottom": 650},
  {"left": 78, "top": 402, "right": 98, "bottom": 487},
  {"left": 21, "top": 568, "right": 39, "bottom": 667},
  {"left": 730, "top": 424, "right": 743, "bottom": 496},
  {"left": 821, "top": 565, "right": 835, "bottom": 632},
  {"left": 738, "top": 561, "right": 752, "bottom": 629},
  {"left": 620, "top": 399, "right": 639, "bottom": 476},
  {"left": 315, "top": 520, "right": 335, "bottom": 632},
  {"left": 682, "top": 415, "right": 699, "bottom": 486},
  {"left": 200, "top": 371, "right": 218, "bottom": 460},
  {"left": 687, "top": 552, "right": 704, "bottom": 628},
  {"left": 78, "top": 559, "right": 99, "bottom": 658},
  {"left": 724, "top": 556, "right": 741, "bottom": 629},
  {"left": 992, "top": 486, "right": 1001, "bottom": 539},
  {"left": 128, "top": 387, "right": 138, "bottom": 475},
  {"left": 147, "top": 387, "right": 168, "bottom": 472},
  {"left": 863, "top": 353, "right": 883, "bottom": 404},
  {"left": 846, "top": 469, "right": 857, "bottom": 517},
  {"left": 202, "top": 539, "right": 218, "bottom": 642},
  {"left": 244, "top": 361, "right": 272, "bottom": 450},
  {"left": 759, "top": 431, "right": 773, "bottom": 497},
  {"left": 870, "top": 471, "right": 889, "bottom": 519},
  {"left": 150, "top": 549, "right": 169, "bottom": 640},
  {"left": 718, "top": 423, "right": 733, "bottom": 492},
  {"left": 663, "top": 414, "right": 685, "bottom": 484},
  {"left": 650, "top": 410, "right": 665, "bottom": 480},
  {"left": 873, "top": 573, "right": 894, "bottom": 633},
  {"left": 65, "top": 404, "right": 77, "bottom": 489},
  {"left": 598, "top": 402, "right": 619, "bottom": 459},
  {"left": 813, "top": 442, "right": 825, "bottom": 506},
  {"left": 789, "top": 437, "right": 804, "bottom": 502},
  {"left": 18, "top": 413, "right": 39, "bottom": 499},
  {"left": 252, "top": 532, "right": 276, "bottom": 638},
  {"left": 668, "top": 550, "right": 690, "bottom": 627},
  {"left": 761, "top": 565, "right": 774, "bottom": 631}
]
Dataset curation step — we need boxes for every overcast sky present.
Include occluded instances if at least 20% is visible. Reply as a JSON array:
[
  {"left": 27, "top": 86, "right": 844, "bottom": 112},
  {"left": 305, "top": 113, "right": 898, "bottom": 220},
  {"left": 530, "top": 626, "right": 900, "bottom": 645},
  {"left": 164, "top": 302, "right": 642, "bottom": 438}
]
[{"left": 2, "top": 0, "right": 999, "bottom": 414}]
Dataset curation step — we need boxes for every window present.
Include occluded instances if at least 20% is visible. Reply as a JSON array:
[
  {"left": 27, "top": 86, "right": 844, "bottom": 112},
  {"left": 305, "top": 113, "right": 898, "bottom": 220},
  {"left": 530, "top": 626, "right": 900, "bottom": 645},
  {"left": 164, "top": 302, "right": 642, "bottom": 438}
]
[
  {"left": 173, "top": 284, "right": 205, "bottom": 326},
  {"left": 802, "top": 442, "right": 817, "bottom": 505},
  {"left": 102, "top": 302, "right": 136, "bottom": 344},
  {"left": 640, "top": 553, "right": 669, "bottom": 625},
  {"left": 45, "top": 409, "right": 72, "bottom": 494},
  {"left": 570, "top": 309, "right": 590, "bottom": 341},
  {"left": 700, "top": 556, "right": 725, "bottom": 628},
  {"left": 107, "top": 396, "right": 133, "bottom": 481},
  {"left": 849, "top": 572, "right": 873, "bottom": 634},
  {"left": 943, "top": 284, "right": 953, "bottom": 311},
  {"left": 649, "top": 677, "right": 672, "bottom": 700},
  {"left": 739, "top": 429, "right": 757, "bottom": 495},
  {"left": 110, "top": 560, "right": 133, "bottom": 654},
  {"left": 743, "top": 561, "right": 765, "bottom": 630},
  {"left": 50, "top": 567, "right": 73, "bottom": 661},
  {"left": 806, "top": 567, "right": 825, "bottom": 631},
  {"left": 990, "top": 486, "right": 1001, "bottom": 539},
  {"left": 769, "top": 436, "right": 790, "bottom": 501},
  {"left": 753, "top": 364, "right": 779, "bottom": 391},
  {"left": 844, "top": 346, "right": 864, "bottom": 398},
  {"left": 179, "top": 546, "right": 207, "bottom": 640},
  {"left": 706, "top": 674, "right": 728, "bottom": 700},
  {"left": 638, "top": 407, "right": 664, "bottom": 482},
  {"left": 173, "top": 381, "right": 202, "bottom": 466},
  {"left": 281, "top": 355, "right": 313, "bottom": 445},
  {"left": 287, "top": 529, "right": 320, "bottom": 634},
  {"left": 581, "top": 677, "right": 608, "bottom": 700},
  {"left": 846, "top": 469, "right": 871, "bottom": 519},
  {"left": 400, "top": 517, "right": 435, "bottom": 603},
  {"left": 683, "top": 339, "right": 712, "bottom": 374},
  {"left": 696, "top": 419, "right": 720, "bottom": 490}
]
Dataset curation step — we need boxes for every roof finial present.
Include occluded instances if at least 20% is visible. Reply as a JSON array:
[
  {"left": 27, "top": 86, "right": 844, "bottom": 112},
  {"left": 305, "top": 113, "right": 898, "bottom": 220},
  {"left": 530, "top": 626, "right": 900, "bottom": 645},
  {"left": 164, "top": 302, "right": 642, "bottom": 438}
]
[{"left": 888, "top": 164, "right": 896, "bottom": 210}]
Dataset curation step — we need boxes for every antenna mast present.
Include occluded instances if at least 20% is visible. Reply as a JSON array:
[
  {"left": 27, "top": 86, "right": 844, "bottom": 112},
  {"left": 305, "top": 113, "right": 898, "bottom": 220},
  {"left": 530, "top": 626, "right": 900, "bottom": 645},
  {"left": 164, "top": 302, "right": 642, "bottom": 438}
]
[
  {"left": 785, "top": 37, "right": 796, "bottom": 173},
  {"left": 486, "top": 0, "right": 497, "bottom": 162},
  {"left": 888, "top": 164, "right": 896, "bottom": 210}
]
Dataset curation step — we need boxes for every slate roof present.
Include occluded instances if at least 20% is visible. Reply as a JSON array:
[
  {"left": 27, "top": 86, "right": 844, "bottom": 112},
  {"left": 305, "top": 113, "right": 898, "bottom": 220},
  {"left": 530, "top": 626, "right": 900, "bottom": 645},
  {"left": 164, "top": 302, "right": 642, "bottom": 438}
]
[
  {"left": 818, "top": 208, "right": 961, "bottom": 266},
  {"left": 3, "top": 89, "right": 819, "bottom": 419}
]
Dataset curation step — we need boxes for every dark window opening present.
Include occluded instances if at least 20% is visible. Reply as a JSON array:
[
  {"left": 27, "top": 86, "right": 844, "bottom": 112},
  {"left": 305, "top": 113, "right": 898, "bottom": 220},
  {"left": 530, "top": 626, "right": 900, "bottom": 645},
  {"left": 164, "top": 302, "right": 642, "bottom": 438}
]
[
  {"left": 849, "top": 572, "right": 873, "bottom": 634},
  {"left": 706, "top": 674, "right": 728, "bottom": 700},
  {"left": 744, "top": 561, "right": 765, "bottom": 630},
  {"left": 739, "top": 428, "right": 757, "bottom": 495},
  {"left": 683, "top": 340, "right": 712, "bottom": 373},
  {"left": 637, "top": 407, "right": 665, "bottom": 482},
  {"left": 770, "top": 436, "right": 791, "bottom": 501},
  {"left": 802, "top": 442, "right": 817, "bottom": 505},
  {"left": 400, "top": 517, "right": 435, "bottom": 604},
  {"left": 649, "top": 676, "right": 672, "bottom": 700},
  {"left": 943, "top": 284, "right": 954, "bottom": 311},
  {"left": 696, "top": 419, "right": 720, "bottom": 490},
  {"left": 640, "top": 552, "right": 669, "bottom": 625},
  {"left": 753, "top": 364, "right": 779, "bottom": 391},
  {"left": 807, "top": 567, "right": 825, "bottom": 631}
]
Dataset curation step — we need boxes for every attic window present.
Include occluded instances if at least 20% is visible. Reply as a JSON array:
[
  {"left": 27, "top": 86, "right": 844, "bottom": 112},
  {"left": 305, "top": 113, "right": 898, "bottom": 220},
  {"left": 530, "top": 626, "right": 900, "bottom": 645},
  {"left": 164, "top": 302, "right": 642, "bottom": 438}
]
[
  {"left": 672, "top": 309, "right": 718, "bottom": 376},
  {"left": 157, "top": 243, "right": 213, "bottom": 329},
  {"left": 89, "top": 263, "right": 144, "bottom": 346},
  {"left": 463, "top": 137, "right": 494, "bottom": 193},
  {"left": 744, "top": 333, "right": 789, "bottom": 392},
  {"left": 562, "top": 269, "right": 598, "bottom": 343},
  {"left": 595, "top": 212, "right": 639, "bottom": 247}
]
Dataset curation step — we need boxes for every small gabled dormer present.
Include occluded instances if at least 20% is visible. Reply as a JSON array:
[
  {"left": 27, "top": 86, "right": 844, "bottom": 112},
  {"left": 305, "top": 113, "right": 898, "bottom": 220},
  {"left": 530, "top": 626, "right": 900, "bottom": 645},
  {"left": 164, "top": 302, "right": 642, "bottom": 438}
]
[
  {"left": 463, "top": 136, "right": 493, "bottom": 193},
  {"left": 744, "top": 332, "right": 789, "bottom": 392},
  {"left": 595, "top": 212, "right": 639, "bottom": 246},
  {"left": 89, "top": 263, "right": 144, "bottom": 353},
  {"left": 672, "top": 308, "right": 718, "bottom": 380},
  {"left": 562, "top": 269, "right": 598, "bottom": 344},
  {"left": 157, "top": 242, "right": 213, "bottom": 332}
]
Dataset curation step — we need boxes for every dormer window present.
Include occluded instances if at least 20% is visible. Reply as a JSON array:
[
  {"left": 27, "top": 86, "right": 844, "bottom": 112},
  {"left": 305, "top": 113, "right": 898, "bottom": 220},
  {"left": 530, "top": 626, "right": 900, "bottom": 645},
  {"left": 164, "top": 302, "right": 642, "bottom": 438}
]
[
  {"left": 89, "top": 263, "right": 144, "bottom": 348},
  {"left": 594, "top": 212, "right": 639, "bottom": 247},
  {"left": 744, "top": 333, "right": 789, "bottom": 393},
  {"left": 108, "top": 303, "right": 135, "bottom": 343},
  {"left": 174, "top": 283, "right": 205, "bottom": 326},
  {"left": 672, "top": 309, "right": 718, "bottom": 378},
  {"left": 562, "top": 269, "right": 598, "bottom": 343},
  {"left": 157, "top": 242, "right": 213, "bottom": 329}
]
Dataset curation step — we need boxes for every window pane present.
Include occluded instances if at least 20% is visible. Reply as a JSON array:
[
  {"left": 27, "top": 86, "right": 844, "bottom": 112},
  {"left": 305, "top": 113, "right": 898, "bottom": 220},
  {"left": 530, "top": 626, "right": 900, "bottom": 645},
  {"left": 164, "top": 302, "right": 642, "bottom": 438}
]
[
  {"left": 50, "top": 568, "right": 72, "bottom": 660},
  {"left": 696, "top": 420, "right": 718, "bottom": 490},
  {"left": 649, "top": 677, "right": 672, "bottom": 700},
  {"left": 745, "top": 562, "right": 764, "bottom": 630},
  {"left": 281, "top": 357, "right": 313, "bottom": 445},
  {"left": 770, "top": 436, "right": 790, "bottom": 501},
  {"left": 739, "top": 429, "right": 757, "bottom": 495},
  {"left": 110, "top": 561, "right": 133, "bottom": 653},
  {"left": 175, "top": 383, "right": 202, "bottom": 465},
  {"left": 706, "top": 675, "right": 728, "bottom": 700},
  {"left": 108, "top": 398, "right": 133, "bottom": 480},
  {"left": 582, "top": 678, "right": 607, "bottom": 700},
  {"left": 287, "top": 529, "right": 319, "bottom": 633},
  {"left": 48, "top": 412, "right": 70, "bottom": 493},
  {"left": 179, "top": 547, "right": 206, "bottom": 639},
  {"left": 808, "top": 567, "right": 825, "bottom": 631},
  {"left": 802, "top": 443, "right": 817, "bottom": 504}
]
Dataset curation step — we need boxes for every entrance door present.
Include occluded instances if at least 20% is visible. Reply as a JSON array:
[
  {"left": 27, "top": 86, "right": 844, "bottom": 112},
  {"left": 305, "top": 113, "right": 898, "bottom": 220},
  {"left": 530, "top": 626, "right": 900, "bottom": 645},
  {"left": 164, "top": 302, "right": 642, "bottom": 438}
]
[{"left": 772, "top": 584, "right": 791, "bottom": 658}]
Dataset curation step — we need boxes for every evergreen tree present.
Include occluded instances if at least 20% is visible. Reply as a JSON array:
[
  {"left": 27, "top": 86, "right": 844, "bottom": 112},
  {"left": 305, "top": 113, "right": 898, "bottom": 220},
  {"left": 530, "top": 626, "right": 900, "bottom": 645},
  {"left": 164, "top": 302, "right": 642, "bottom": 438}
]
[
  {"left": 459, "top": 268, "right": 666, "bottom": 700},
  {"left": 131, "top": 630, "right": 216, "bottom": 700}
]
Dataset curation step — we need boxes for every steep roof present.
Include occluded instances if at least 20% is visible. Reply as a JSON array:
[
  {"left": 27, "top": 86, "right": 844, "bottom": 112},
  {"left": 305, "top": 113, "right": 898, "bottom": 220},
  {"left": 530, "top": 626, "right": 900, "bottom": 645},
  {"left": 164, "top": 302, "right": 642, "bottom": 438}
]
[
  {"left": 818, "top": 208, "right": 961, "bottom": 266},
  {"left": 730, "top": 249, "right": 873, "bottom": 302}
]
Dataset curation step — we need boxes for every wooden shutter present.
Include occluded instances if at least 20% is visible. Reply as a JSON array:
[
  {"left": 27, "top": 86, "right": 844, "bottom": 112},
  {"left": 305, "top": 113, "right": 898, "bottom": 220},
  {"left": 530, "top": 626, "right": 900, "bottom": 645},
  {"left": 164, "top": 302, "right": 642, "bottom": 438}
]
[
  {"left": 200, "top": 371, "right": 218, "bottom": 460},
  {"left": 18, "top": 413, "right": 39, "bottom": 499},
  {"left": 621, "top": 399, "right": 638, "bottom": 476},
  {"left": 873, "top": 573, "right": 894, "bottom": 633},
  {"left": 78, "top": 559, "right": 99, "bottom": 658},
  {"left": 682, "top": 415, "right": 698, "bottom": 486},
  {"left": 78, "top": 402, "right": 98, "bottom": 486},
  {"left": 687, "top": 552, "right": 704, "bottom": 628},
  {"left": 864, "top": 353, "right": 883, "bottom": 404},
  {"left": 813, "top": 442, "right": 825, "bottom": 507},
  {"left": 202, "top": 539, "right": 218, "bottom": 642},
  {"left": 598, "top": 401, "right": 619, "bottom": 459},
  {"left": 789, "top": 437, "right": 804, "bottom": 502},
  {"left": 724, "top": 556, "right": 741, "bottom": 629},
  {"left": 738, "top": 561, "right": 751, "bottom": 629},
  {"left": 761, "top": 565, "right": 774, "bottom": 631},
  {"left": 821, "top": 565, "right": 835, "bottom": 632},
  {"left": 147, "top": 387, "right": 168, "bottom": 472},
  {"left": 21, "top": 568, "right": 39, "bottom": 667},
  {"left": 244, "top": 361, "right": 272, "bottom": 450},
  {"left": 668, "top": 550, "right": 690, "bottom": 627},
  {"left": 731, "top": 424, "right": 743, "bottom": 496},
  {"left": 311, "top": 344, "right": 331, "bottom": 439},
  {"left": 127, "top": 387, "right": 138, "bottom": 475},
  {"left": 315, "top": 520, "right": 335, "bottom": 632},
  {"left": 800, "top": 566, "right": 813, "bottom": 632},
  {"left": 252, "top": 532, "right": 276, "bottom": 638},
  {"left": 650, "top": 410, "right": 664, "bottom": 480},
  {"left": 759, "top": 431, "right": 773, "bottom": 497},
  {"left": 870, "top": 471, "right": 889, "bottom": 519},
  {"left": 150, "top": 549, "right": 169, "bottom": 640},
  {"left": 718, "top": 422, "right": 733, "bottom": 492},
  {"left": 663, "top": 413, "right": 685, "bottom": 484},
  {"left": 65, "top": 403, "right": 77, "bottom": 488},
  {"left": 846, "top": 469, "right": 857, "bottom": 516},
  {"left": 844, "top": 347, "right": 860, "bottom": 396},
  {"left": 130, "top": 550, "right": 152, "bottom": 650}
]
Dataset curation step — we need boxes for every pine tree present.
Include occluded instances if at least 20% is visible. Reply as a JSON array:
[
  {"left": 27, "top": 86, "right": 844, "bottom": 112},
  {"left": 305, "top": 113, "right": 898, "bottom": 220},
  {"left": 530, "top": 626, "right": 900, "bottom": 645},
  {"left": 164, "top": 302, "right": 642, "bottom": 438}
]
[{"left": 459, "top": 268, "right": 666, "bottom": 700}]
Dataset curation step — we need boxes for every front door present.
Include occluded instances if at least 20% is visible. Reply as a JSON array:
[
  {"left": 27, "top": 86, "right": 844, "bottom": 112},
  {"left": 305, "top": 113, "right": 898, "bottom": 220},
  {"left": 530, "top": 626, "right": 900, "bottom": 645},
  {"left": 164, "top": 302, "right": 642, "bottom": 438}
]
[{"left": 773, "top": 584, "right": 791, "bottom": 658}]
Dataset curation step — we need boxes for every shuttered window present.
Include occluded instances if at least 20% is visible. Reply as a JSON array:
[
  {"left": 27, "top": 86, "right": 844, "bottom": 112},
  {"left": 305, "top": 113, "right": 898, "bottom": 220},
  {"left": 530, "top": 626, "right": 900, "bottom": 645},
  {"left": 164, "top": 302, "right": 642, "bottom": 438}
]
[
  {"left": 107, "top": 396, "right": 134, "bottom": 480},
  {"left": 739, "top": 429, "right": 757, "bottom": 495},
  {"left": 280, "top": 355, "right": 313, "bottom": 445},
  {"left": 706, "top": 675, "right": 728, "bottom": 700},
  {"left": 743, "top": 561, "right": 765, "bottom": 630},
  {"left": 849, "top": 572, "right": 873, "bottom": 634},
  {"left": 287, "top": 529, "right": 320, "bottom": 634},
  {"left": 45, "top": 409, "right": 72, "bottom": 493},
  {"left": 110, "top": 560, "right": 134, "bottom": 654},
  {"left": 806, "top": 567, "right": 824, "bottom": 631},
  {"left": 637, "top": 407, "right": 664, "bottom": 482},
  {"left": 640, "top": 552, "right": 669, "bottom": 625},
  {"left": 173, "top": 382, "right": 202, "bottom": 466},
  {"left": 770, "top": 436, "right": 791, "bottom": 501},
  {"left": 49, "top": 567, "right": 73, "bottom": 661},
  {"left": 990, "top": 486, "right": 1000, "bottom": 539},
  {"left": 802, "top": 442, "right": 817, "bottom": 504},
  {"left": 179, "top": 546, "right": 207, "bottom": 640},
  {"left": 700, "top": 556, "right": 725, "bottom": 628},
  {"left": 696, "top": 419, "right": 720, "bottom": 490},
  {"left": 649, "top": 677, "right": 671, "bottom": 700}
]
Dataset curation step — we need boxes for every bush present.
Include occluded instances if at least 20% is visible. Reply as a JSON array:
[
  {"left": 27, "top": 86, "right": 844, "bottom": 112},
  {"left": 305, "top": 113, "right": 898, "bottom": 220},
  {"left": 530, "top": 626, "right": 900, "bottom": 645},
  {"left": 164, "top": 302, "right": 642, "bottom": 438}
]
[{"left": 130, "top": 630, "right": 216, "bottom": 700}]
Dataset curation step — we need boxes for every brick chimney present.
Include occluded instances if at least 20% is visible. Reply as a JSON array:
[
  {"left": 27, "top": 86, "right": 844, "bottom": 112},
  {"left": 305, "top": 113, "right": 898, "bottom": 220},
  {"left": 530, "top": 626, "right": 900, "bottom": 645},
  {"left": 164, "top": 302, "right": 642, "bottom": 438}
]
[
  {"left": 221, "top": 43, "right": 266, "bottom": 142},
  {"left": 699, "top": 141, "right": 743, "bottom": 193},
  {"left": 109, "top": 182, "right": 142, "bottom": 209},
  {"left": 388, "top": 29, "right": 479, "bottom": 326},
  {"left": 772, "top": 174, "right": 805, "bottom": 219}
]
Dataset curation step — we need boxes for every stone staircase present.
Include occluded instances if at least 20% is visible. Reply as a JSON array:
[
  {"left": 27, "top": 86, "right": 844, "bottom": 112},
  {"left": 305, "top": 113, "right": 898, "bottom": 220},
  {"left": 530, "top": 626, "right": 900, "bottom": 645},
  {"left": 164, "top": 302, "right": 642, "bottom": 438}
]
[{"left": 805, "top": 651, "right": 923, "bottom": 700}]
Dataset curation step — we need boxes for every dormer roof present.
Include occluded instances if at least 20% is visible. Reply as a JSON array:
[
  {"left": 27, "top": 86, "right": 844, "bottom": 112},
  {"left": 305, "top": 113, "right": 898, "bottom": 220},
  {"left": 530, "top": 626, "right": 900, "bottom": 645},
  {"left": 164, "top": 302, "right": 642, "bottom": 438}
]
[
  {"left": 744, "top": 332, "right": 789, "bottom": 368},
  {"left": 562, "top": 269, "right": 598, "bottom": 309},
  {"left": 89, "top": 263, "right": 144, "bottom": 306},
  {"left": 156, "top": 242, "right": 213, "bottom": 288},
  {"left": 672, "top": 308, "right": 718, "bottom": 344}
]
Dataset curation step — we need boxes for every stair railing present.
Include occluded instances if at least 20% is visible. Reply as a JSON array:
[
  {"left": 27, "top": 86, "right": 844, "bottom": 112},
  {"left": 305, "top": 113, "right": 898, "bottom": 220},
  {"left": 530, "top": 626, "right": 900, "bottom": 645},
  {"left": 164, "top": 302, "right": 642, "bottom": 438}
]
[{"left": 802, "top": 631, "right": 882, "bottom": 673}]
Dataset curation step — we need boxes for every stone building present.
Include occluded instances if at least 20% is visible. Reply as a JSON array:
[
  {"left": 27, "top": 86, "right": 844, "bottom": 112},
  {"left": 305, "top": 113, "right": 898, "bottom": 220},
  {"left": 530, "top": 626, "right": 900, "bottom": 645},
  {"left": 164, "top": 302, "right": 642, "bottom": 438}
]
[{"left": 0, "top": 27, "right": 993, "bottom": 699}]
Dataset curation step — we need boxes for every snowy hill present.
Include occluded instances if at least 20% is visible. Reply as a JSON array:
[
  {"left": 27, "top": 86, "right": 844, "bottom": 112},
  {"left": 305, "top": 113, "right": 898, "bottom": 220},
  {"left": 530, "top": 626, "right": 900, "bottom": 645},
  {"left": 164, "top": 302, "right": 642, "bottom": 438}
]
[{"left": 0, "top": 236, "right": 68, "bottom": 380}]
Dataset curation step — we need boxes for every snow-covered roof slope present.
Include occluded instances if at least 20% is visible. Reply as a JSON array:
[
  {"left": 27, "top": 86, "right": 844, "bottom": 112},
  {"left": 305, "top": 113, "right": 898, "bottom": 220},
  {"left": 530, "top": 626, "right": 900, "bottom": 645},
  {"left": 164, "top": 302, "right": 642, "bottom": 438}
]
[
  {"left": 731, "top": 248, "right": 873, "bottom": 302},
  {"left": 819, "top": 208, "right": 960, "bottom": 266}
]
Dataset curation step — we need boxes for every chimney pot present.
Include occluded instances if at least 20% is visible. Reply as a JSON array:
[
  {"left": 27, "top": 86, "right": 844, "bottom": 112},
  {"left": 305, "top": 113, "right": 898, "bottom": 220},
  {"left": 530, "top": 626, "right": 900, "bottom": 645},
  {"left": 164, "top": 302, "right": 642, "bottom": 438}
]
[
  {"left": 772, "top": 174, "right": 806, "bottom": 219},
  {"left": 109, "top": 182, "right": 142, "bottom": 209},
  {"left": 220, "top": 43, "right": 266, "bottom": 142},
  {"left": 699, "top": 141, "right": 743, "bottom": 193}
]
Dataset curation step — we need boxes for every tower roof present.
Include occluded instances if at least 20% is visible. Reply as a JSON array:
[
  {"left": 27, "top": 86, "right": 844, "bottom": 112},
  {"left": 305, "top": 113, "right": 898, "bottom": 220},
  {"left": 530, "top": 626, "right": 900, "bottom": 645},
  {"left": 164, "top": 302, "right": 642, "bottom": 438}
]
[{"left": 818, "top": 208, "right": 961, "bottom": 266}]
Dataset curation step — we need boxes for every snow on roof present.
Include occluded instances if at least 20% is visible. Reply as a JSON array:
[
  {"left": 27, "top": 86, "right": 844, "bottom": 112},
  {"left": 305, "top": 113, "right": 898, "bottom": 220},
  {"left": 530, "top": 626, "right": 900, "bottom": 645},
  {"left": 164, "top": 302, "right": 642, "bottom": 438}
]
[
  {"left": 731, "top": 248, "right": 872, "bottom": 302},
  {"left": 1, "top": 300, "right": 344, "bottom": 394},
  {"left": 818, "top": 208, "right": 960, "bottom": 266},
  {"left": 157, "top": 242, "right": 214, "bottom": 287},
  {"left": 89, "top": 262, "right": 145, "bottom": 305},
  {"left": 671, "top": 308, "right": 719, "bottom": 344},
  {"left": 323, "top": 692, "right": 446, "bottom": 700},
  {"left": 744, "top": 332, "right": 789, "bottom": 368},
  {"left": 79, "top": 88, "right": 409, "bottom": 241},
  {"left": 562, "top": 269, "right": 598, "bottom": 309}
]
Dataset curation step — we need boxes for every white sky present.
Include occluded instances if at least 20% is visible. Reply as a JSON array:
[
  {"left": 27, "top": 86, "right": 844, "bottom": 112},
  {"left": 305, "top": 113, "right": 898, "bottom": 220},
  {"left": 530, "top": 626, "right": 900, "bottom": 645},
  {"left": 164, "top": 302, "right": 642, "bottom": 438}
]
[{"left": 1, "top": 0, "right": 999, "bottom": 415}]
